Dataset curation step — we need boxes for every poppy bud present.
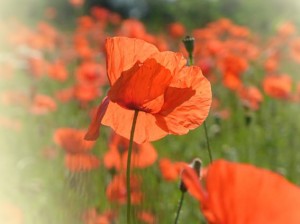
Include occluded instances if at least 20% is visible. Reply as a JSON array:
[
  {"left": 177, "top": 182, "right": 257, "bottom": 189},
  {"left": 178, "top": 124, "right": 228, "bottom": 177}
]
[
  {"left": 182, "top": 36, "right": 195, "bottom": 54},
  {"left": 182, "top": 36, "right": 195, "bottom": 65},
  {"left": 179, "top": 158, "right": 202, "bottom": 192}
]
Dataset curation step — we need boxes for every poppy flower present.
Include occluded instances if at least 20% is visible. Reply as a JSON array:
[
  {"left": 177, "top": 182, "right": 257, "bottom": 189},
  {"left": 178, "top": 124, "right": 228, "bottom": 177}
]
[
  {"left": 83, "top": 208, "right": 116, "bottom": 224},
  {"left": 238, "top": 85, "right": 263, "bottom": 110},
  {"left": 159, "top": 158, "right": 188, "bottom": 181},
  {"left": 263, "top": 74, "right": 292, "bottom": 99},
  {"left": 104, "top": 132, "right": 157, "bottom": 170},
  {"left": 117, "top": 19, "right": 147, "bottom": 39},
  {"left": 182, "top": 160, "right": 300, "bottom": 224},
  {"left": 277, "top": 21, "right": 296, "bottom": 38},
  {"left": 137, "top": 211, "right": 156, "bottom": 224},
  {"left": 54, "top": 128, "right": 99, "bottom": 172},
  {"left": 85, "top": 37, "right": 212, "bottom": 144},
  {"left": 168, "top": 22, "right": 186, "bottom": 39},
  {"left": 106, "top": 174, "right": 143, "bottom": 205},
  {"left": 47, "top": 60, "right": 68, "bottom": 82},
  {"left": 75, "top": 61, "right": 107, "bottom": 87},
  {"left": 90, "top": 6, "right": 110, "bottom": 22},
  {"left": 55, "top": 87, "right": 74, "bottom": 103},
  {"left": 30, "top": 94, "right": 57, "bottom": 115},
  {"left": 73, "top": 84, "right": 101, "bottom": 104}
]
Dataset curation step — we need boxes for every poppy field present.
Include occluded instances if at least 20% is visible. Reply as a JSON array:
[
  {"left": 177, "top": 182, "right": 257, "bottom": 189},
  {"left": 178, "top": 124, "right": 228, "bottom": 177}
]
[{"left": 1, "top": 1, "right": 300, "bottom": 224}]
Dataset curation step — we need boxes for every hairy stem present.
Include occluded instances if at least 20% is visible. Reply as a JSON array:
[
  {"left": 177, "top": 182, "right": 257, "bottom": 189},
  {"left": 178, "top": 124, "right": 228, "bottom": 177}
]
[{"left": 126, "top": 110, "right": 139, "bottom": 224}]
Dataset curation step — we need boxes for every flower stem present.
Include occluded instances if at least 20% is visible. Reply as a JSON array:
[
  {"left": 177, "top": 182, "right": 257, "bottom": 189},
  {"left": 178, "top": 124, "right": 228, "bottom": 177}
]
[
  {"left": 174, "top": 191, "right": 185, "bottom": 224},
  {"left": 126, "top": 110, "right": 139, "bottom": 224},
  {"left": 203, "top": 120, "right": 213, "bottom": 163}
]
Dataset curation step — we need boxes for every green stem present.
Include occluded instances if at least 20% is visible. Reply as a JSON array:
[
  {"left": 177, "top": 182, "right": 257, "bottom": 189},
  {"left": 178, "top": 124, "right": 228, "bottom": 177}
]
[
  {"left": 126, "top": 110, "right": 139, "bottom": 224},
  {"left": 188, "top": 54, "right": 193, "bottom": 66},
  {"left": 174, "top": 191, "right": 185, "bottom": 224},
  {"left": 204, "top": 120, "right": 213, "bottom": 163}
]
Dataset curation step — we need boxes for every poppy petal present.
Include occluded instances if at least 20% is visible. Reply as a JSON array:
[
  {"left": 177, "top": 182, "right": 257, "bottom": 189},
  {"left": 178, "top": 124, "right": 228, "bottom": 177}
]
[
  {"left": 108, "top": 58, "right": 172, "bottom": 113},
  {"left": 157, "top": 66, "right": 212, "bottom": 135},
  {"left": 84, "top": 97, "right": 110, "bottom": 141},
  {"left": 54, "top": 128, "right": 95, "bottom": 153},
  {"left": 101, "top": 101, "right": 168, "bottom": 144},
  {"left": 121, "top": 141, "right": 157, "bottom": 169},
  {"left": 148, "top": 51, "right": 187, "bottom": 77},
  {"left": 105, "top": 37, "right": 159, "bottom": 85},
  {"left": 65, "top": 154, "right": 100, "bottom": 172},
  {"left": 181, "top": 166, "right": 206, "bottom": 201},
  {"left": 204, "top": 160, "right": 300, "bottom": 224}
]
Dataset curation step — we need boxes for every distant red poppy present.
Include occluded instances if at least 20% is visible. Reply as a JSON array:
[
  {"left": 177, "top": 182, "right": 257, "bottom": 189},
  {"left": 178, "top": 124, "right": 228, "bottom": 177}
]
[
  {"left": 117, "top": 19, "right": 147, "bottom": 39},
  {"left": 168, "top": 22, "right": 186, "bottom": 38},
  {"left": 104, "top": 132, "right": 157, "bottom": 170},
  {"left": 76, "top": 61, "right": 107, "bottom": 87},
  {"left": 106, "top": 174, "right": 143, "bottom": 205},
  {"left": 238, "top": 85, "right": 263, "bottom": 110},
  {"left": 182, "top": 160, "right": 300, "bottom": 224},
  {"left": 90, "top": 6, "right": 110, "bottom": 22},
  {"left": 54, "top": 128, "right": 99, "bottom": 172},
  {"left": 55, "top": 87, "right": 74, "bottom": 103},
  {"left": 137, "top": 211, "right": 156, "bottom": 224},
  {"left": 30, "top": 94, "right": 57, "bottom": 115},
  {"left": 73, "top": 84, "right": 101, "bottom": 104},
  {"left": 277, "top": 21, "right": 296, "bottom": 38},
  {"left": 83, "top": 208, "right": 116, "bottom": 224},
  {"left": 85, "top": 37, "right": 212, "bottom": 144},
  {"left": 263, "top": 74, "right": 292, "bottom": 99},
  {"left": 47, "top": 60, "right": 68, "bottom": 82},
  {"left": 159, "top": 158, "right": 188, "bottom": 181}
]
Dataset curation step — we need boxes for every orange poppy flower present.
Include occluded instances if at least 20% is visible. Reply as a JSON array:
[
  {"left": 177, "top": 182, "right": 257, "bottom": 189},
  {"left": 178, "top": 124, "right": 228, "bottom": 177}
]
[
  {"left": 85, "top": 37, "right": 212, "bottom": 144},
  {"left": 90, "top": 6, "right": 110, "bottom": 22},
  {"left": 77, "top": 16, "right": 94, "bottom": 31},
  {"left": 223, "top": 72, "right": 242, "bottom": 91},
  {"left": 104, "top": 132, "right": 157, "bottom": 170},
  {"left": 263, "top": 74, "right": 292, "bottom": 99},
  {"left": 277, "top": 21, "right": 296, "bottom": 38},
  {"left": 159, "top": 158, "right": 188, "bottom": 181},
  {"left": 83, "top": 208, "right": 116, "bottom": 224},
  {"left": 76, "top": 62, "right": 107, "bottom": 87},
  {"left": 117, "top": 19, "right": 146, "bottom": 39},
  {"left": 73, "top": 84, "right": 101, "bottom": 104},
  {"left": 69, "top": 0, "right": 84, "bottom": 8},
  {"left": 182, "top": 160, "right": 300, "bottom": 224},
  {"left": 264, "top": 56, "right": 279, "bottom": 73},
  {"left": 28, "top": 57, "right": 48, "bottom": 78},
  {"left": 168, "top": 22, "right": 186, "bottom": 38},
  {"left": 54, "top": 128, "right": 99, "bottom": 172},
  {"left": 30, "top": 94, "right": 57, "bottom": 115},
  {"left": 106, "top": 174, "right": 143, "bottom": 205},
  {"left": 47, "top": 60, "right": 68, "bottom": 82},
  {"left": 238, "top": 85, "right": 263, "bottom": 110},
  {"left": 137, "top": 211, "right": 156, "bottom": 224},
  {"left": 55, "top": 87, "right": 74, "bottom": 103}
]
